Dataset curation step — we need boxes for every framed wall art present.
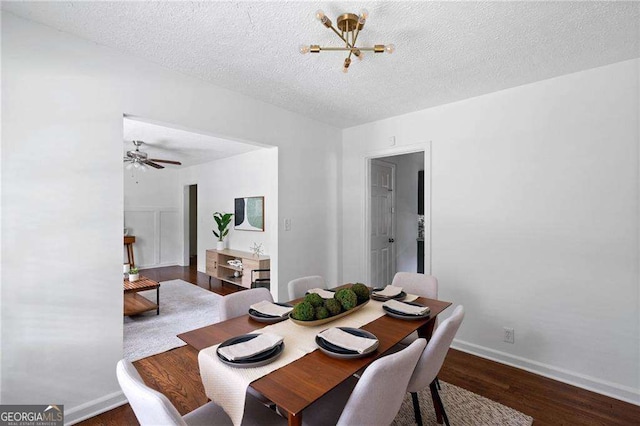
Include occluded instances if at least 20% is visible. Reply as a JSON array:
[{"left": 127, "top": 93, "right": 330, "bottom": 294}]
[{"left": 234, "top": 196, "right": 264, "bottom": 231}]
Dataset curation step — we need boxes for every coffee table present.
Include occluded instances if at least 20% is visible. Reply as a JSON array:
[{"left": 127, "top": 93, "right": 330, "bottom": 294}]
[{"left": 123, "top": 276, "right": 160, "bottom": 316}]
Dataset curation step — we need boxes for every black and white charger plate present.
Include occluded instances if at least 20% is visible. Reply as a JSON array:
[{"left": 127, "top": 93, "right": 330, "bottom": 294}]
[
  {"left": 216, "top": 334, "right": 284, "bottom": 368},
  {"left": 371, "top": 288, "right": 407, "bottom": 302},
  {"left": 382, "top": 301, "right": 431, "bottom": 320},
  {"left": 315, "top": 327, "right": 379, "bottom": 359},
  {"left": 248, "top": 303, "right": 293, "bottom": 323}
]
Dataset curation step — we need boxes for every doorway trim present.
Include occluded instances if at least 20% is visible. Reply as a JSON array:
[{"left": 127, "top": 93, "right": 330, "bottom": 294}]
[{"left": 364, "top": 142, "right": 432, "bottom": 284}]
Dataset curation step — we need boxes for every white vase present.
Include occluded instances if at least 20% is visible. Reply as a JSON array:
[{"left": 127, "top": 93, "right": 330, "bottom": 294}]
[
  {"left": 129, "top": 273, "right": 139, "bottom": 282},
  {"left": 217, "top": 241, "right": 225, "bottom": 251}
]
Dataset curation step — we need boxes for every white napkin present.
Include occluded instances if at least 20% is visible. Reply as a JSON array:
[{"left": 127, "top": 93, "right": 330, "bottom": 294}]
[
  {"left": 308, "top": 288, "right": 336, "bottom": 299},
  {"left": 373, "top": 285, "right": 403, "bottom": 298},
  {"left": 318, "top": 328, "right": 378, "bottom": 354},
  {"left": 249, "top": 301, "right": 292, "bottom": 317},
  {"left": 383, "top": 299, "right": 430, "bottom": 316},
  {"left": 217, "top": 333, "right": 283, "bottom": 361}
]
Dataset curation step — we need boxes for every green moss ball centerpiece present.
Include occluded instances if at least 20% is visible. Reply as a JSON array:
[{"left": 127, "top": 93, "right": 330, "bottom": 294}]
[{"left": 289, "top": 283, "right": 371, "bottom": 326}]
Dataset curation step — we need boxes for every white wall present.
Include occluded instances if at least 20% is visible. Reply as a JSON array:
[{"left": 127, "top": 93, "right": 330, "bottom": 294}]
[
  {"left": 124, "top": 167, "right": 181, "bottom": 268},
  {"left": 342, "top": 59, "right": 640, "bottom": 404},
  {"left": 178, "top": 148, "right": 278, "bottom": 272},
  {"left": 1, "top": 14, "right": 340, "bottom": 422}
]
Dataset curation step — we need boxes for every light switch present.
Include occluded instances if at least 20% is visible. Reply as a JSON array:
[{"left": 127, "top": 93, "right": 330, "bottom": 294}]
[{"left": 284, "top": 218, "right": 291, "bottom": 231}]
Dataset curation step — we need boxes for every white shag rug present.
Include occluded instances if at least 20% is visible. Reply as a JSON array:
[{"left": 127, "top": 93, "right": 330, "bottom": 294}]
[{"left": 124, "top": 279, "right": 222, "bottom": 361}]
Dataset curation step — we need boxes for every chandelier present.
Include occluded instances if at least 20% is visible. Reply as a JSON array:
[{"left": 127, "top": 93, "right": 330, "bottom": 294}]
[{"left": 299, "top": 9, "right": 395, "bottom": 73}]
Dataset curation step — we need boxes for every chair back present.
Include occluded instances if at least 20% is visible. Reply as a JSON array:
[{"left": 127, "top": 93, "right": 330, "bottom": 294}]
[
  {"left": 219, "top": 287, "right": 273, "bottom": 321},
  {"left": 407, "top": 305, "right": 465, "bottom": 393},
  {"left": 116, "top": 360, "right": 186, "bottom": 426},
  {"left": 391, "top": 272, "right": 438, "bottom": 299},
  {"left": 337, "top": 339, "right": 427, "bottom": 426},
  {"left": 287, "top": 275, "right": 326, "bottom": 300}
]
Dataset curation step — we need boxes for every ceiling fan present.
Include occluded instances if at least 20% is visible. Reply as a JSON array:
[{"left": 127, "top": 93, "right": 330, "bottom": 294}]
[{"left": 123, "top": 140, "right": 182, "bottom": 169}]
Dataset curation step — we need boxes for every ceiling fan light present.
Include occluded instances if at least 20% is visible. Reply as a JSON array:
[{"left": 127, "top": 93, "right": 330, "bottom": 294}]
[
  {"left": 360, "top": 9, "right": 369, "bottom": 20},
  {"left": 315, "top": 9, "right": 325, "bottom": 21},
  {"left": 385, "top": 44, "right": 396, "bottom": 54},
  {"left": 342, "top": 66, "right": 349, "bottom": 74}
]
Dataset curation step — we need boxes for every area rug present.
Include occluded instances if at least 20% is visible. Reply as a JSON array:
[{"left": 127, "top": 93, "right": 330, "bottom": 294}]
[
  {"left": 392, "top": 381, "right": 533, "bottom": 425},
  {"left": 124, "top": 279, "right": 222, "bottom": 361}
]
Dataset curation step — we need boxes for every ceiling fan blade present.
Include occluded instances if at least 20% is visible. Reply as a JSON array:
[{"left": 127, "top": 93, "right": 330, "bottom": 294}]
[
  {"left": 149, "top": 158, "right": 182, "bottom": 165},
  {"left": 143, "top": 160, "right": 165, "bottom": 169}
]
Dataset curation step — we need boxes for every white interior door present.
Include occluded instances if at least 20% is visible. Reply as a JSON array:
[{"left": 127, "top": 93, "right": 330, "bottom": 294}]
[{"left": 370, "top": 160, "right": 396, "bottom": 287}]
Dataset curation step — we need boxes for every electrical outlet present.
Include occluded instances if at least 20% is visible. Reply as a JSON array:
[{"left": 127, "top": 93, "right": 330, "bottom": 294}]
[
  {"left": 388, "top": 136, "right": 396, "bottom": 146},
  {"left": 504, "top": 327, "right": 515, "bottom": 344},
  {"left": 284, "top": 218, "right": 291, "bottom": 231}
]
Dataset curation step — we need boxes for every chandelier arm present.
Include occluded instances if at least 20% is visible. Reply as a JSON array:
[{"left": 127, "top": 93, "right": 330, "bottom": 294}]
[
  {"left": 329, "top": 25, "right": 353, "bottom": 48},
  {"left": 317, "top": 47, "right": 377, "bottom": 51},
  {"left": 347, "top": 26, "right": 362, "bottom": 61}
]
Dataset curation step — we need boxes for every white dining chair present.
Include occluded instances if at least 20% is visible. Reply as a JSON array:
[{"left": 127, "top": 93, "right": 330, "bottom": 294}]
[
  {"left": 391, "top": 272, "right": 438, "bottom": 345},
  {"left": 116, "top": 359, "right": 283, "bottom": 426},
  {"left": 218, "top": 287, "right": 275, "bottom": 406},
  {"left": 219, "top": 287, "right": 273, "bottom": 321},
  {"left": 287, "top": 275, "right": 326, "bottom": 300},
  {"left": 296, "top": 338, "right": 427, "bottom": 426},
  {"left": 407, "top": 305, "right": 465, "bottom": 426}
]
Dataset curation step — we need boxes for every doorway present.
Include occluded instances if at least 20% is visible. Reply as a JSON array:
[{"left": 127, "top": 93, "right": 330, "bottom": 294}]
[
  {"left": 367, "top": 151, "right": 426, "bottom": 286},
  {"left": 188, "top": 184, "right": 198, "bottom": 266}
]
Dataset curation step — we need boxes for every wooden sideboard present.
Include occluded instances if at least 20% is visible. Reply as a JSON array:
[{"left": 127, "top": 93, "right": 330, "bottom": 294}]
[{"left": 205, "top": 248, "right": 270, "bottom": 289}]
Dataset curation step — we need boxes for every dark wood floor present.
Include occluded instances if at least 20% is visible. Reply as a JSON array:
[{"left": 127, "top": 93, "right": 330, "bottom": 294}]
[{"left": 82, "top": 265, "right": 640, "bottom": 425}]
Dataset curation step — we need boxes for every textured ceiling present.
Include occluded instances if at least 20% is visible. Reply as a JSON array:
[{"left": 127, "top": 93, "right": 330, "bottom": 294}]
[
  {"left": 4, "top": 2, "right": 639, "bottom": 128},
  {"left": 123, "top": 117, "right": 261, "bottom": 168}
]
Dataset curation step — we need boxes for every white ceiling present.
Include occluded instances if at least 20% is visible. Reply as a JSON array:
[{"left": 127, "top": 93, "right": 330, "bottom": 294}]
[
  {"left": 4, "top": 2, "right": 639, "bottom": 128},
  {"left": 123, "top": 117, "right": 261, "bottom": 168}
]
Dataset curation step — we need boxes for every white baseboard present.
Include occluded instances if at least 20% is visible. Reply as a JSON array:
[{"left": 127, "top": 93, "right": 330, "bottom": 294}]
[
  {"left": 452, "top": 339, "right": 640, "bottom": 406},
  {"left": 137, "top": 261, "right": 180, "bottom": 269},
  {"left": 64, "top": 391, "right": 127, "bottom": 425}
]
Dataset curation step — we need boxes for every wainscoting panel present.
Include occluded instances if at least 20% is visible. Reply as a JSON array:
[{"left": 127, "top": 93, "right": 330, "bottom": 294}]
[
  {"left": 125, "top": 207, "right": 180, "bottom": 268},
  {"left": 159, "top": 210, "right": 181, "bottom": 265}
]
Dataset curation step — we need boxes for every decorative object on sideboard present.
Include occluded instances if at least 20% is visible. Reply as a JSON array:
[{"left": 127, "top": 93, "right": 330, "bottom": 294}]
[
  {"left": 124, "top": 227, "right": 129, "bottom": 236},
  {"left": 250, "top": 242, "right": 264, "bottom": 258},
  {"left": 299, "top": 9, "right": 395, "bottom": 73},
  {"left": 227, "top": 259, "right": 243, "bottom": 278},
  {"left": 213, "top": 211, "right": 233, "bottom": 250},
  {"left": 128, "top": 266, "right": 140, "bottom": 282},
  {"left": 235, "top": 197, "right": 264, "bottom": 231},
  {"left": 124, "top": 263, "right": 130, "bottom": 275}
]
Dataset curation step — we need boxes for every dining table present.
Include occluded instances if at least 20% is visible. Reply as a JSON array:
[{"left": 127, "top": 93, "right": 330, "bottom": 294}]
[{"left": 177, "top": 286, "right": 452, "bottom": 426}]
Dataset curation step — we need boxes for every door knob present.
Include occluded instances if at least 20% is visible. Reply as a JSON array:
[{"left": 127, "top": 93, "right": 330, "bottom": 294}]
[{"left": 388, "top": 238, "right": 395, "bottom": 243}]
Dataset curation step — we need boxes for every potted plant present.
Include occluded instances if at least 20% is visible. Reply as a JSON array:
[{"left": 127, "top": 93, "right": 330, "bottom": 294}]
[
  {"left": 128, "top": 266, "right": 140, "bottom": 282},
  {"left": 213, "top": 212, "right": 233, "bottom": 250}
]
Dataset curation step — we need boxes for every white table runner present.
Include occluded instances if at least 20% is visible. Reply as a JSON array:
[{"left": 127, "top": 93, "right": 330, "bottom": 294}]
[{"left": 198, "top": 298, "right": 404, "bottom": 426}]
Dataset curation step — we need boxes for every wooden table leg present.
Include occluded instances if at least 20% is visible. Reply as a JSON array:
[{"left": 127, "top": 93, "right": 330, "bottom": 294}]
[
  {"left": 288, "top": 411, "right": 302, "bottom": 426},
  {"left": 156, "top": 285, "right": 160, "bottom": 315},
  {"left": 127, "top": 244, "right": 135, "bottom": 268}
]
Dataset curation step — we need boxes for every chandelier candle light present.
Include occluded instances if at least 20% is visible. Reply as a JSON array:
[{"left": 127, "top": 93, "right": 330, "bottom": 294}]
[{"left": 300, "top": 9, "right": 395, "bottom": 73}]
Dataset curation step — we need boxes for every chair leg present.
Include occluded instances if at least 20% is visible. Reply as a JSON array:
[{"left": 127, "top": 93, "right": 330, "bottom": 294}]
[
  {"left": 436, "top": 376, "right": 441, "bottom": 390},
  {"left": 431, "top": 381, "right": 450, "bottom": 426},
  {"left": 411, "top": 392, "right": 423, "bottom": 426},
  {"left": 429, "top": 381, "right": 444, "bottom": 424}
]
